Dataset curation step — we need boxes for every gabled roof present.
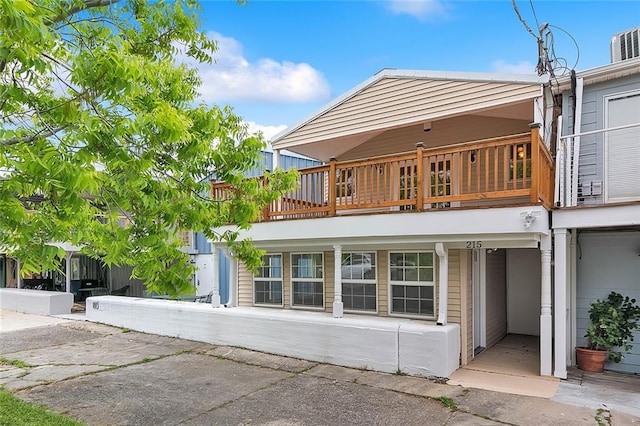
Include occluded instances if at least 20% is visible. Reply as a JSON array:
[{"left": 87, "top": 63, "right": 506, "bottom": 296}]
[{"left": 272, "top": 69, "right": 547, "bottom": 150}]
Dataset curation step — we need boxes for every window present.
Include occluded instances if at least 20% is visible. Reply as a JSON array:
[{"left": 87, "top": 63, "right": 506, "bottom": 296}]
[
  {"left": 605, "top": 91, "right": 640, "bottom": 202},
  {"left": 341, "top": 252, "right": 376, "bottom": 312},
  {"left": 254, "top": 254, "right": 283, "bottom": 306},
  {"left": 389, "top": 252, "right": 435, "bottom": 316},
  {"left": 291, "top": 253, "right": 324, "bottom": 308}
]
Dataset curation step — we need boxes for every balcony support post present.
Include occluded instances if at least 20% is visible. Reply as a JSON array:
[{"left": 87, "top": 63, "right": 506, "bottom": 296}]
[
  {"left": 329, "top": 157, "right": 337, "bottom": 217},
  {"left": 416, "top": 143, "right": 424, "bottom": 211},
  {"left": 333, "top": 244, "right": 343, "bottom": 318},
  {"left": 436, "top": 242, "right": 448, "bottom": 326},
  {"left": 540, "top": 233, "right": 552, "bottom": 376},
  {"left": 530, "top": 123, "right": 541, "bottom": 204}
]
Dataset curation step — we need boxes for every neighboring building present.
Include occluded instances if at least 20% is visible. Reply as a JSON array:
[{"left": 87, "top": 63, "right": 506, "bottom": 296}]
[
  {"left": 211, "top": 69, "right": 556, "bottom": 378},
  {"left": 553, "top": 28, "right": 640, "bottom": 376},
  {"left": 191, "top": 150, "right": 322, "bottom": 303}
]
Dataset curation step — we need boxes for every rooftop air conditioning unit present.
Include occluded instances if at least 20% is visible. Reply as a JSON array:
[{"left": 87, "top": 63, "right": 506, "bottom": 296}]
[{"left": 611, "top": 27, "right": 640, "bottom": 63}]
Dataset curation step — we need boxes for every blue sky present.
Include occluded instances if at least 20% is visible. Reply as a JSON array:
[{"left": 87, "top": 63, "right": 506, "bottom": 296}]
[{"left": 193, "top": 0, "right": 640, "bottom": 139}]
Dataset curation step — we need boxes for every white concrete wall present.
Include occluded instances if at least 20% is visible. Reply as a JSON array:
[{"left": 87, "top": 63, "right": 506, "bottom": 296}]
[
  {"left": 86, "top": 296, "right": 460, "bottom": 378},
  {"left": 507, "top": 249, "right": 541, "bottom": 336},
  {"left": 0, "top": 288, "right": 73, "bottom": 315}
]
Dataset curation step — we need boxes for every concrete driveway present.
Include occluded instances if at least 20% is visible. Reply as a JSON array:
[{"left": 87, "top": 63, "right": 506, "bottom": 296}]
[{"left": 0, "top": 311, "right": 638, "bottom": 426}]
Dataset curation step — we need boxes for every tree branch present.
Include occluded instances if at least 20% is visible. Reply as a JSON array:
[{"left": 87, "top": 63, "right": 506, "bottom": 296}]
[
  {"left": 1, "top": 125, "right": 68, "bottom": 146},
  {"left": 46, "top": 0, "right": 122, "bottom": 26}
]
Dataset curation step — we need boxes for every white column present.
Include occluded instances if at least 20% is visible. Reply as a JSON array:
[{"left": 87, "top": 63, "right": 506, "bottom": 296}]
[
  {"left": 273, "top": 149, "right": 281, "bottom": 171},
  {"left": 65, "top": 252, "right": 73, "bottom": 293},
  {"left": 436, "top": 243, "right": 448, "bottom": 326},
  {"left": 224, "top": 248, "right": 238, "bottom": 307},
  {"left": 553, "top": 228, "right": 569, "bottom": 379},
  {"left": 16, "top": 259, "right": 22, "bottom": 289},
  {"left": 540, "top": 234, "right": 553, "bottom": 376},
  {"left": 210, "top": 247, "right": 221, "bottom": 308},
  {"left": 333, "top": 244, "right": 343, "bottom": 318}
]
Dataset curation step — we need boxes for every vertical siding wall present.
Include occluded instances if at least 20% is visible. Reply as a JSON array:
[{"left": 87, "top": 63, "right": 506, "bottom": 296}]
[
  {"left": 485, "top": 249, "right": 507, "bottom": 349},
  {"left": 324, "top": 251, "right": 334, "bottom": 313},
  {"left": 378, "top": 251, "right": 388, "bottom": 316},
  {"left": 237, "top": 262, "right": 253, "bottom": 307},
  {"left": 562, "top": 74, "right": 640, "bottom": 205},
  {"left": 447, "top": 250, "right": 462, "bottom": 324},
  {"left": 576, "top": 231, "right": 640, "bottom": 374}
]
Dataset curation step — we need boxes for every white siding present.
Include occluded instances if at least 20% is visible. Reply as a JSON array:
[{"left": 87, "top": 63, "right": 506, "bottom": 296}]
[{"left": 576, "top": 231, "right": 640, "bottom": 374}]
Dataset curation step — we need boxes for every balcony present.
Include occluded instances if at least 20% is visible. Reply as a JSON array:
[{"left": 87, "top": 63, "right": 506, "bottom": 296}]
[
  {"left": 556, "top": 122, "right": 640, "bottom": 208},
  {"left": 212, "top": 130, "right": 554, "bottom": 222}
]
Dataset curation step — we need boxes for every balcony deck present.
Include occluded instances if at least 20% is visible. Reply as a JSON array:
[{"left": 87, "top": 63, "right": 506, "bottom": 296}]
[{"left": 212, "top": 129, "right": 554, "bottom": 221}]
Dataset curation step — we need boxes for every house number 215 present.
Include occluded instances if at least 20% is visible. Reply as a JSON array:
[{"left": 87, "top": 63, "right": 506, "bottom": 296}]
[{"left": 466, "top": 241, "right": 482, "bottom": 248}]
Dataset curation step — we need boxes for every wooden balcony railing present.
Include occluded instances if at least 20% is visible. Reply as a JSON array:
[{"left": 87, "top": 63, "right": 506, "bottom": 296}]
[{"left": 211, "top": 128, "right": 554, "bottom": 222}]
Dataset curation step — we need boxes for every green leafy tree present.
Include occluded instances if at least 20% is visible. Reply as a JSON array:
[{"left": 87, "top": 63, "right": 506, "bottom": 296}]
[{"left": 0, "top": 0, "right": 297, "bottom": 296}]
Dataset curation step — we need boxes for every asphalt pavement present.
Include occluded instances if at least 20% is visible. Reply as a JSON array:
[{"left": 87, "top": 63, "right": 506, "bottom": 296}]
[{"left": 0, "top": 310, "right": 638, "bottom": 426}]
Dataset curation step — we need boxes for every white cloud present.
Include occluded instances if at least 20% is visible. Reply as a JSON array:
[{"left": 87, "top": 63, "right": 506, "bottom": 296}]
[
  {"left": 245, "top": 121, "right": 287, "bottom": 141},
  {"left": 491, "top": 60, "right": 536, "bottom": 75},
  {"left": 189, "top": 32, "right": 331, "bottom": 104},
  {"left": 388, "top": 0, "right": 447, "bottom": 21}
]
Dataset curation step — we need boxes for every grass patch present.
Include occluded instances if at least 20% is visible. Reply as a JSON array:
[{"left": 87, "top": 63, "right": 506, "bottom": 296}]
[
  {"left": 595, "top": 408, "right": 612, "bottom": 426},
  {"left": 0, "top": 388, "right": 85, "bottom": 426},
  {"left": 0, "top": 357, "right": 32, "bottom": 369},
  {"left": 434, "top": 396, "right": 458, "bottom": 410}
]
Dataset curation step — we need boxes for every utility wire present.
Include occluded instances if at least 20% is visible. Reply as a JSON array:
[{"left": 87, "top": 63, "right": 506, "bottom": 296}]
[
  {"left": 512, "top": 0, "right": 538, "bottom": 40},
  {"left": 529, "top": 0, "right": 541, "bottom": 33}
]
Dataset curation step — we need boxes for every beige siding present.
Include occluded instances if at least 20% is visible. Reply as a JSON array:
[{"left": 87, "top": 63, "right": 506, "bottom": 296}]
[
  {"left": 378, "top": 250, "right": 388, "bottom": 316},
  {"left": 446, "top": 249, "right": 462, "bottom": 325},
  {"left": 485, "top": 249, "right": 507, "bottom": 349},
  {"left": 237, "top": 261, "right": 253, "bottom": 307},
  {"left": 461, "top": 250, "right": 472, "bottom": 365},
  {"left": 324, "top": 251, "right": 333, "bottom": 312},
  {"left": 277, "top": 77, "right": 541, "bottom": 147}
]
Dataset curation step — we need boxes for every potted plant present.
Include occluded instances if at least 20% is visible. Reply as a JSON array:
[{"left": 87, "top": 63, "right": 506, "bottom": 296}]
[{"left": 576, "top": 292, "right": 640, "bottom": 372}]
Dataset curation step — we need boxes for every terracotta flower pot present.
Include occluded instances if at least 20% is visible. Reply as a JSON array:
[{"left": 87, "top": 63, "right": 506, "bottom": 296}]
[{"left": 576, "top": 347, "right": 607, "bottom": 372}]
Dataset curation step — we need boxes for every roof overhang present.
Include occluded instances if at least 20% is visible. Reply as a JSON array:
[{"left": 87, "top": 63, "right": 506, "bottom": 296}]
[
  {"left": 272, "top": 69, "right": 545, "bottom": 159},
  {"left": 555, "top": 58, "right": 640, "bottom": 91}
]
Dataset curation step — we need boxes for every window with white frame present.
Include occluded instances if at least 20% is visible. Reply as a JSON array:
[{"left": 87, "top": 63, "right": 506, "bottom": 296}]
[
  {"left": 389, "top": 252, "right": 435, "bottom": 316},
  {"left": 254, "top": 254, "right": 283, "bottom": 305},
  {"left": 341, "top": 252, "right": 376, "bottom": 312},
  {"left": 291, "top": 253, "right": 324, "bottom": 308}
]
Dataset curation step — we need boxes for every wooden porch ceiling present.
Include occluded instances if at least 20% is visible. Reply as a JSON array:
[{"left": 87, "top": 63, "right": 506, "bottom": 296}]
[{"left": 285, "top": 105, "right": 534, "bottom": 163}]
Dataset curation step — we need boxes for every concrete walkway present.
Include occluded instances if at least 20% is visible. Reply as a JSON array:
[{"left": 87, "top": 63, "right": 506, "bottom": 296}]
[{"left": 1, "top": 311, "right": 638, "bottom": 426}]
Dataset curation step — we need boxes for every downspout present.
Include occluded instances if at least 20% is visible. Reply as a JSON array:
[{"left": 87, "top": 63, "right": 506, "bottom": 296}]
[
  {"left": 554, "top": 115, "right": 564, "bottom": 206},
  {"left": 436, "top": 243, "right": 448, "bottom": 326},
  {"left": 571, "top": 72, "right": 584, "bottom": 207}
]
